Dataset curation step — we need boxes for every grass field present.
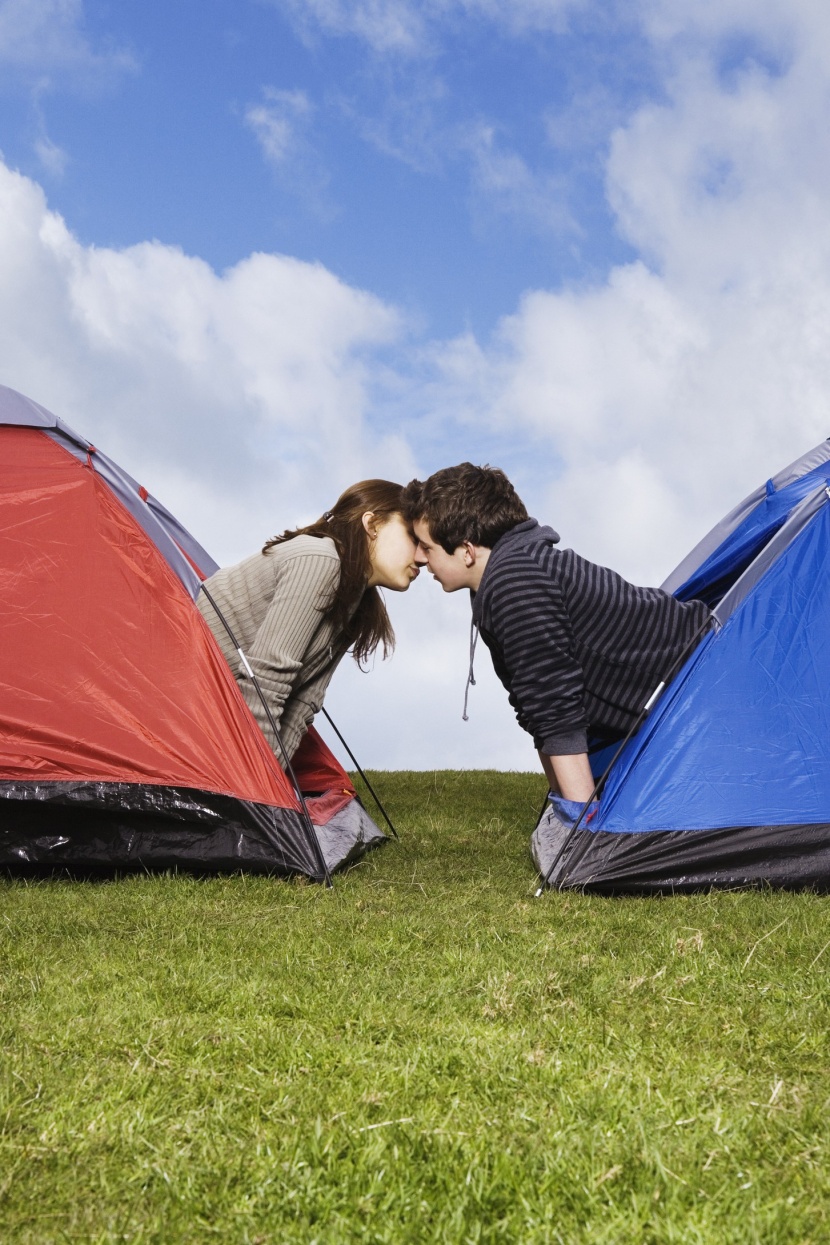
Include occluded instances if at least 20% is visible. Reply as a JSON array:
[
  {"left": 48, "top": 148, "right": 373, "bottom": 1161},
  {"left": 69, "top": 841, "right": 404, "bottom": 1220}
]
[{"left": 1, "top": 770, "right": 829, "bottom": 1243}]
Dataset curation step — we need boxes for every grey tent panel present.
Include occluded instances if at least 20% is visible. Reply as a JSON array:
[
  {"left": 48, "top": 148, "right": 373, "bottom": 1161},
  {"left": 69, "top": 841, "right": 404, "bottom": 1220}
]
[
  {"left": 0, "top": 383, "right": 62, "bottom": 430},
  {"left": 661, "top": 438, "right": 830, "bottom": 595}
]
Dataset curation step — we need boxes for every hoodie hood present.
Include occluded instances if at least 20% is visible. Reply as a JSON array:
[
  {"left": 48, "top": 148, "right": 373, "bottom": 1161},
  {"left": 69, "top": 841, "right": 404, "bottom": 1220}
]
[{"left": 471, "top": 519, "right": 560, "bottom": 625}]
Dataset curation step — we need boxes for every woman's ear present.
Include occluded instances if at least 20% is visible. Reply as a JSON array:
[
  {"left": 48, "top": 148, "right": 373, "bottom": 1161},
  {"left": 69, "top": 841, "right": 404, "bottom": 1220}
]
[{"left": 362, "top": 511, "right": 377, "bottom": 538}]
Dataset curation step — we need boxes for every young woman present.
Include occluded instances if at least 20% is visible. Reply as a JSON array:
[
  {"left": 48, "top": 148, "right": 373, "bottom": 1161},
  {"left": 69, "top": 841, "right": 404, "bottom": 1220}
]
[{"left": 196, "top": 480, "right": 419, "bottom": 766}]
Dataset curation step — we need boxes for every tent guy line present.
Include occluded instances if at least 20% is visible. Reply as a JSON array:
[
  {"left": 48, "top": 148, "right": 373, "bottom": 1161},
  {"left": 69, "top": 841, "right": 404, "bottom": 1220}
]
[{"left": 321, "top": 708, "right": 399, "bottom": 840}]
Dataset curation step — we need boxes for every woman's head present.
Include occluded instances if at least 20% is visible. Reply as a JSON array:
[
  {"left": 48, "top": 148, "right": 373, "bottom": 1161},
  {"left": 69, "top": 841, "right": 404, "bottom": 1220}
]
[
  {"left": 318, "top": 479, "right": 419, "bottom": 592},
  {"left": 265, "top": 479, "right": 417, "bottom": 665},
  {"left": 364, "top": 512, "right": 420, "bottom": 591}
]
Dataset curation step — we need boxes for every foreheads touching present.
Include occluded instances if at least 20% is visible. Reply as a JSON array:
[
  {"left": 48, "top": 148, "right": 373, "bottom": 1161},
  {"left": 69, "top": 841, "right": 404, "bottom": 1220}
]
[
  {"left": 401, "top": 463, "right": 528, "bottom": 554},
  {"left": 401, "top": 464, "right": 528, "bottom": 592}
]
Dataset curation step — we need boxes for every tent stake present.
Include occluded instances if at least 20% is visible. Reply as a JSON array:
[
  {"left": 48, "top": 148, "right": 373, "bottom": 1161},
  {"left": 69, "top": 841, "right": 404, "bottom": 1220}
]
[
  {"left": 322, "top": 708, "right": 398, "bottom": 839},
  {"left": 199, "top": 585, "right": 333, "bottom": 888}
]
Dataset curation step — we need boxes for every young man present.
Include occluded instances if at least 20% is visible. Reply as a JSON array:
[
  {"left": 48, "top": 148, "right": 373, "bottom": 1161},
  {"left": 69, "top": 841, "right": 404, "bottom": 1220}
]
[{"left": 402, "top": 464, "right": 710, "bottom": 803}]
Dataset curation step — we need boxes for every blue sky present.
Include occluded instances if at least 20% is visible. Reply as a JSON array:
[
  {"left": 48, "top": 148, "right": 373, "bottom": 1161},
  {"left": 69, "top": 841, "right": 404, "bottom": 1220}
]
[
  {"left": 1, "top": 0, "right": 829, "bottom": 768},
  {"left": 1, "top": 0, "right": 648, "bottom": 337}
]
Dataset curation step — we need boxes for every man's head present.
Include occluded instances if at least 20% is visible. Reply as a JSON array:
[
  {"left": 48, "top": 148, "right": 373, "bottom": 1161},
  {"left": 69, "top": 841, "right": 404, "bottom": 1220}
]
[{"left": 402, "top": 464, "right": 528, "bottom": 592}]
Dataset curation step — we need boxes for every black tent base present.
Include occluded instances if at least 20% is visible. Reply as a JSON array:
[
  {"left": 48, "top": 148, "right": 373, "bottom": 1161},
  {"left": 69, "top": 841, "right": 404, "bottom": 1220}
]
[
  {"left": 532, "top": 805, "right": 830, "bottom": 893},
  {"left": 0, "top": 782, "right": 387, "bottom": 881}
]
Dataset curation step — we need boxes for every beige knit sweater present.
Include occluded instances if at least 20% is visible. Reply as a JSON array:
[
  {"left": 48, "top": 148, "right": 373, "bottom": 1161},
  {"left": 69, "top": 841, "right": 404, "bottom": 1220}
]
[{"left": 196, "top": 535, "right": 348, "bottom": 764}]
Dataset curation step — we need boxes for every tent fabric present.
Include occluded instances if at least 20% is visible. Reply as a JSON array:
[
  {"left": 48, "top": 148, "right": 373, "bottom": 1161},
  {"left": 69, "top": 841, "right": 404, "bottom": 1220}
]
[
  {"left": 662, "top": 439, "right": 830, "bottom": 599},
  {"left": 670, "top": 460, "right": 830, "bottom": 612},
  {"left": 0, "top": 383, "right": 385, "bottom": 878},
  {"left": 533, "top": 439, "right": 830, "bottom": 892},
  {"left": 0, "top": 382, "right": 215, "bottom": 599},
  {"left": 45, "top": 429, "right": 215, "bottom": 600}
]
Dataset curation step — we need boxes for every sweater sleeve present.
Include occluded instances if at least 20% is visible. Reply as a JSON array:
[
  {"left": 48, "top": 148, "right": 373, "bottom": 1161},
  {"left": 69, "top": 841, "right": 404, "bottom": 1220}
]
[
  {"left": 242, "top": 552, "right": 340, "bottom": 759},
  {"left": 482, "top": 552, "right": 590, "bottom": 755}
]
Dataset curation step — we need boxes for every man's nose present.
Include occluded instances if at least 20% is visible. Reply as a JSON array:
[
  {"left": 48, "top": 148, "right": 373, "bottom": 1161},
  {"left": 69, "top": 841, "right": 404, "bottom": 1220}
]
[{"left": 414, "top": 546, "right": 428, "bottom": 565}]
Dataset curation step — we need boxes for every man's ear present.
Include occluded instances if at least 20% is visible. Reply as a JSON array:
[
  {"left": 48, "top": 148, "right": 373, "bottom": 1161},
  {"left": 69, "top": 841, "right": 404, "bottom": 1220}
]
[{"left": 463, "top": 541, "right": 476, "bottom": 566}]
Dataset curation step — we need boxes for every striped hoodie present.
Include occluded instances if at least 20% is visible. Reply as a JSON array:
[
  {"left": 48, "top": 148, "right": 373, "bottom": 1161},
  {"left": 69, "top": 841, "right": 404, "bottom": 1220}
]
[{"left": 471, "top": 520, "right": 710, "bottom": 755}]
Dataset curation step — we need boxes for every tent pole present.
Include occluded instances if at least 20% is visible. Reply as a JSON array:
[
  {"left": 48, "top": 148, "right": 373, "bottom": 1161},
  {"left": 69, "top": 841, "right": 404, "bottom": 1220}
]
[
  {"left": 321, "top": 708, "right": 398, "bottom": 839},
  {"left": 533, "top": 785, "right": 604, "bottom": 899},
  {"left": 534, "top": 613, "right": 715, "bottom": 897},
  {"left": 199, "top": 585, "right": 333, "bottom": 888}
]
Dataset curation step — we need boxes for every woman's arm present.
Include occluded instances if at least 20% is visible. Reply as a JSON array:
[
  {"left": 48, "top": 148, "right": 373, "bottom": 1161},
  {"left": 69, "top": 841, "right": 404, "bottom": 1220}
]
[{"left": 243, "top": 550, "right": 341, "bottom": 760}]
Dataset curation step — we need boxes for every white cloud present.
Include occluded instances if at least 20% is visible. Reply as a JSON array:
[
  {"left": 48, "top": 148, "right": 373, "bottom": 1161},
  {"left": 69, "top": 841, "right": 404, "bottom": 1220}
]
[
  {"left": 272, "top": 0, "right": 426, "bottom": 54},
  {"left": 337, "top": 71, "right": 449, "bottom": 175},
  {"left": 245, "top": 87, "right": 333, "bottom": 212},
  {"left": 0, "top": 0, "right": 134, "bottom": 85},
  {"left": 319, "top": 0, "right": 830, "bottom": 762},
  {"left": 0, "top": 159, "right": 405, "bottom": 549},
  {"left": 463, "top": 122, "right": 578, "bottom": 238},
  {"left": 422, "top": 1, "right": 830, "bottom": 587},
  {"left": 270, "top": 0, "right": 581, "bottom": 57},
  {"left": 34, "top": 133, "right": 68, "bottom": 177},
  {"left": 245, "top": 88, "right": 313, "bottom": 166},
  {"left": 638, "top": 0, "right": 807, "bottom": 52}
]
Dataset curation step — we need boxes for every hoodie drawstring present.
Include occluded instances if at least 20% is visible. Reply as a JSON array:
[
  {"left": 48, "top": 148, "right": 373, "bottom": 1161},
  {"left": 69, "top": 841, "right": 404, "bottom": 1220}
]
[{"left": 462, "top": 620, "right": 479, "bottom": 721}]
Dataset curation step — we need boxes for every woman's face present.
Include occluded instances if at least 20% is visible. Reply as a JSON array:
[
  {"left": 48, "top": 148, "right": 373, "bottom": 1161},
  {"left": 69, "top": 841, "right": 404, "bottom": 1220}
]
[{"left": 365, "top": 513, "right": 420, "bottom": 591}]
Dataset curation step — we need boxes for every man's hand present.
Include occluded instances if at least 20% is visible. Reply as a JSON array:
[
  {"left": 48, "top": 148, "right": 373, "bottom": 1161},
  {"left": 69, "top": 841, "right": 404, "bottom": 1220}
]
[
  {"left": 538, "top": 750, "right": 596, "bottom": 802},
  {"left": 547, "top": 793, "right": 599, "bottom": 828}
]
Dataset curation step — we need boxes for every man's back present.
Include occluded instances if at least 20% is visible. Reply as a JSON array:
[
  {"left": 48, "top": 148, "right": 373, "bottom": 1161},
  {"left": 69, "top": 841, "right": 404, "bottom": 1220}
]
[{"left": 472, "top": 519, "right": 711, "bottom": 755}]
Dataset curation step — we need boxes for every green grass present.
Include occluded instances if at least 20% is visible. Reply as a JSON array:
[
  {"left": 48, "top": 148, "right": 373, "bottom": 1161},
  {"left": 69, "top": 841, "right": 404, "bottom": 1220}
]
[{"left": 1, "top": 770, "right": 829, "bottom": 1243}]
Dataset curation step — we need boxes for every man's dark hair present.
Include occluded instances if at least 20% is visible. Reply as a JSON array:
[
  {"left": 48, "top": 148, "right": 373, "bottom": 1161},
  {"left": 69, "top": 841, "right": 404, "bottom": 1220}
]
[{"left": 401, "top": 463, "right": 528, "bottom": 553}]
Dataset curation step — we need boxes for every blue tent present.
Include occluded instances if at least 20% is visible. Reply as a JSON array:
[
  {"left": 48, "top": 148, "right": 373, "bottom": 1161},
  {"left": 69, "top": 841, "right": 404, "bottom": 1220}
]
[{"left": 533, "top": 439, "right": 830, "bottom": 892}]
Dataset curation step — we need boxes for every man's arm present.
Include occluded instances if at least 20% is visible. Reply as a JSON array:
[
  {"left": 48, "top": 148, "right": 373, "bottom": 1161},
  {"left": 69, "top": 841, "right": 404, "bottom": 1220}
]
[
  {"left": 482, "top": 549, "right": 592, "bottom": 757},
  {"left": 538, "top": 749, "right": 595, "bottom": 802}
]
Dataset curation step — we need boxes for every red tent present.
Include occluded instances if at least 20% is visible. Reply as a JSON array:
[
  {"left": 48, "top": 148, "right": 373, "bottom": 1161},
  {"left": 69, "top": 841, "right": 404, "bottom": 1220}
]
[{"left": 0, "top": 383, "right": 385, "bottom": 880}]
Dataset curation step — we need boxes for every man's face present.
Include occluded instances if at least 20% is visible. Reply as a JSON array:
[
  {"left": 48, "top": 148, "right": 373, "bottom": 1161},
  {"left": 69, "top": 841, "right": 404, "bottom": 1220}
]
[{"left": 413, "top": 519, "right": 473, "bottom": 592}]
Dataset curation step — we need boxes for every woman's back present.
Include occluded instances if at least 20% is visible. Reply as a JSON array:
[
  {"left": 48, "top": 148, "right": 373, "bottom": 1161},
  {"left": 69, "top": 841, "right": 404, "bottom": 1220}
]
[{"left": 197, "top": 535, "right": 344, "bottom": 761}]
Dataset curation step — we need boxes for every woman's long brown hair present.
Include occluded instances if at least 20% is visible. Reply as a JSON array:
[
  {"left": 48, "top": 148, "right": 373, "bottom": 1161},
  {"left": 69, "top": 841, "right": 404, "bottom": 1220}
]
[{"left": 263, "top": 479, "right": 403, "bottom": 667}]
